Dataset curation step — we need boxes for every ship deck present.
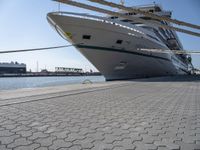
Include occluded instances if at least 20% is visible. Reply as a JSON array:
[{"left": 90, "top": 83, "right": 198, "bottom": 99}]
[{"left": 0, "top": 75, "right": 200, "bottom": 150}]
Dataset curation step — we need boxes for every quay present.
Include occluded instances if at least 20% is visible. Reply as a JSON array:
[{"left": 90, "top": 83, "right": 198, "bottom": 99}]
[{"left": 0, "top": 75, "right": 200, "bottom": 150}]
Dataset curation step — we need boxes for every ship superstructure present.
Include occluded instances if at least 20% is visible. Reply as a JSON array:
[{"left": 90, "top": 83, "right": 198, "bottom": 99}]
[{"left": 47, "top": 2, "right": 193, "bottom": 80}]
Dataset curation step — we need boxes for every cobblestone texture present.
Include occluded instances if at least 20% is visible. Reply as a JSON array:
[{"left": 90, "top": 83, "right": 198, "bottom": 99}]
[{"left": 0, "top": 76, "right": 200, "bottom": 150}]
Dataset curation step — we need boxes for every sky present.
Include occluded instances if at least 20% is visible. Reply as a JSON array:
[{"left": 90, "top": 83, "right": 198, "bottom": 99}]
[{"left": 0, "top": 0, "right": 200, "bottom": 72}]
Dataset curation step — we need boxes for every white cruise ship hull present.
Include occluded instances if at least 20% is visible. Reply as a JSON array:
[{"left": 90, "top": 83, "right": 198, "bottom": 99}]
[{"left": 47, "top": 12, "right": 188, "bottom": 81}]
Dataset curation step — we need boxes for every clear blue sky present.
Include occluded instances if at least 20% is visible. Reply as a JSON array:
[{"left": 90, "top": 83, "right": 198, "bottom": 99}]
[{"left": 0, "top": 0, "right": 200, "bottom": 72}]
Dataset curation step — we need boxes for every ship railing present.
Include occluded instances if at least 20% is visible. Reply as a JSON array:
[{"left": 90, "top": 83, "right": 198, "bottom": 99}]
[
  {"left": 131, "top": 3, "right": 161, "bottom": 8},
  {"left": 51, "top": 11, "right": 106, "bottom": 23},
  {"left": 49, "top": 11, "right": 145, "bottom": 35},
  {"left": 51, "top": 11, "right": 128, "bottom": 26}
]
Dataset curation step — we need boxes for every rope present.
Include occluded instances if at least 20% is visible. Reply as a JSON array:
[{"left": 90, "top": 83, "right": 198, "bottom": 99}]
[
  {"left": 0, "top": 44, "right": 75, "bottom": 54},
  {"left": 0, "top": 44, "right": 199, "bottom": 55}
]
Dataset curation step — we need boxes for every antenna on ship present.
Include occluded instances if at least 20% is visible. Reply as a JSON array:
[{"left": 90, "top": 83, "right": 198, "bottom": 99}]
[
  {"left": 58, "top": 2, "right": 61, "bottom": 11},
  {"left": 120, "top": 0, "right": 125, "bottom": 6}
]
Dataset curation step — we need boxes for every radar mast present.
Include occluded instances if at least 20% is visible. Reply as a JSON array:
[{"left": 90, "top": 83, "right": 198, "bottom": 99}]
[{"left": 120, "top": 0, "right": 125, "bottom": 6}]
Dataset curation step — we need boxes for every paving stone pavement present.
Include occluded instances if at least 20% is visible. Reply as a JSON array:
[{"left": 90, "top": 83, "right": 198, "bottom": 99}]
[{"left": 0, "top": 76, "right": 200, "bottom": 150}]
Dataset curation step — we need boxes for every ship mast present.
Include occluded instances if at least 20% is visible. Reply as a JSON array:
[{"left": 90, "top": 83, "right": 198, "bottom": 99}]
[{"left": 120, "top": 0, "right": 125, "bottom": 6}]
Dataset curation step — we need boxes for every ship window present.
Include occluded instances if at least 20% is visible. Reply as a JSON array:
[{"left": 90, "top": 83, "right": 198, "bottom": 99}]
[
  {"left": 111, "top": 16, "right": 118, "bottom": 19},
  {"left": 131, "top": 22, "right": 142, "bottom": 25},
  {"left": 140, "top": 17, "right": 151, "bottom": 20},
  {"left": 146, "top": 34, "right": 159, "bottom": 41},
  {"left": 116, "top": 40, "right": 123, "bottom": 44},
  {"left": 122, "top": 19, "right": 132, "bottom": 22},
  {"left": 82, "top": 35, "right": 91, "bottom": 40},
  {"left": 149, "top": 9, "right": 154, "bottom": 13},
  {"left": 155, "top": 6, "right": 161, "bottom": 12}
]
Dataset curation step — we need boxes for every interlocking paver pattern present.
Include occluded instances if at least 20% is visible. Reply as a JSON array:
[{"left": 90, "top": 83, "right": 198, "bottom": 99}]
[{"left": 0, "top": 76, "right": 200, "bottom": 150}]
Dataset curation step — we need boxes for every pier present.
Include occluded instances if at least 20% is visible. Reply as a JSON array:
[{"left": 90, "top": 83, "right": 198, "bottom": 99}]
[{"left": 0, "top": 75, "right": 200, "bottom": 150}]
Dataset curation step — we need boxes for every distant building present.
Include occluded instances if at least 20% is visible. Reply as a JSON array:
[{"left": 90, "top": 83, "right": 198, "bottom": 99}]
[
  {"left": 0, "top": 62, "right": 26, "bottom": 74},
  {"left": 55, "top": 67, "right": 83, "bottom": 73},
  {"left": 41, "top": 69, "right": 49, "bottom": 73}
]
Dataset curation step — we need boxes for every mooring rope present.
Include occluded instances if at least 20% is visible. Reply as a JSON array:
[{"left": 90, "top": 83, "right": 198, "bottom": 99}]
[
  {"left": 0, "top": 44, "right": 199, "bottom": 55},
  {"left": 0, "top": 44, "right": 75, "bottom": 54}
]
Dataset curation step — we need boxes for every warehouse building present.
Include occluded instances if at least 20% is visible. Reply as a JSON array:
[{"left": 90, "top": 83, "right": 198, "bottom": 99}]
[{"left": 0, "top": 62, "right": 26, "bottom": 74}]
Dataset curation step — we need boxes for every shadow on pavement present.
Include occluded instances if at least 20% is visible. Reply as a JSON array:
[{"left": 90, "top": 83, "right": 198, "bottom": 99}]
[{"left": 132, "top": 75, "right": 200, "bottom": 82}]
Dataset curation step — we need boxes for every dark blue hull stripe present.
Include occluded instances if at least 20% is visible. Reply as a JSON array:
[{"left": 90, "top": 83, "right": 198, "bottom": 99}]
[{"left": 76, "top": 45, "right": 171, "bottom": 62}]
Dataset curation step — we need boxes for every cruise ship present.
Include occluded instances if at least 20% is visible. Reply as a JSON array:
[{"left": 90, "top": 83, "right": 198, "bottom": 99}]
[{"left": 47, "top": 2, "right": 193, "bottom": 80}]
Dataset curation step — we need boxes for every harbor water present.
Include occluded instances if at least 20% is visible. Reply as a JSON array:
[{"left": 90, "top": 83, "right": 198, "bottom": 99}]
[{"left": 0, "top": 76, "right": 105, "bottom": 91}]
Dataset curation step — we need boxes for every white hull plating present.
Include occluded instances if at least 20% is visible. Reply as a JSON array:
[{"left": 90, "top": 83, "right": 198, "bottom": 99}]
[{"left": 47, "top": 12, "right": 189, "bottom": 80}]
